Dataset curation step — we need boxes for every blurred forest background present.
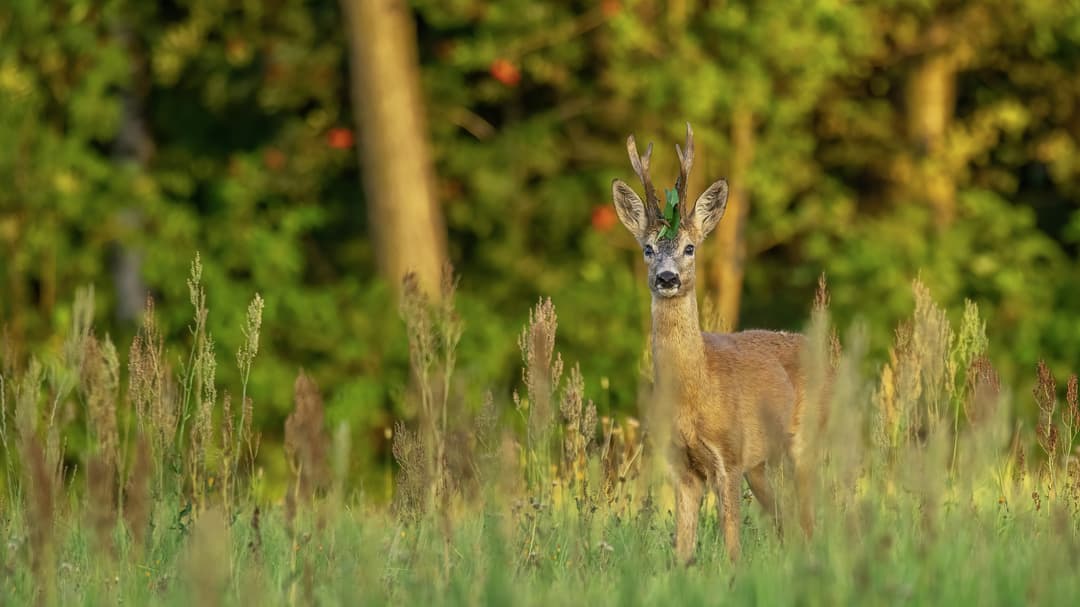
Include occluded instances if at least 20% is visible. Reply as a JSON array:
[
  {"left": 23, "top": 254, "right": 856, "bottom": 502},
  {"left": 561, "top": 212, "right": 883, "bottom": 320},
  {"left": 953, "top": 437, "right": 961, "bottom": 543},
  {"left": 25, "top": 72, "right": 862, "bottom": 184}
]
[{"left": 2, "top": 0, "right": 1079, "bottom": 484}]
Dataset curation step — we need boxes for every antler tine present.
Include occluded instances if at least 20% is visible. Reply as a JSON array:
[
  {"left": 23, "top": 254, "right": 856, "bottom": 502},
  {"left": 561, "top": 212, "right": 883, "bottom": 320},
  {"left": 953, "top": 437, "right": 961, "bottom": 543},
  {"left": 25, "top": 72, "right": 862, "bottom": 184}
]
[
  {"left": 675, "top": 122, "right": 695, "bottom": 217},
  {"left": 626, "top": 134, "right": 661, "bottom": 223}
]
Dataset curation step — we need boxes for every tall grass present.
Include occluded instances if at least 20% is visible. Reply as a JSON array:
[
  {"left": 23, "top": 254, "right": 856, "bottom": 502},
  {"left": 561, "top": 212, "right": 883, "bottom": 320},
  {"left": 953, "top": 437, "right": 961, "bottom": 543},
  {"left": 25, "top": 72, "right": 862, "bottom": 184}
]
[{"left": 0, "top": 261, "right": 1078, "bottom": 605}]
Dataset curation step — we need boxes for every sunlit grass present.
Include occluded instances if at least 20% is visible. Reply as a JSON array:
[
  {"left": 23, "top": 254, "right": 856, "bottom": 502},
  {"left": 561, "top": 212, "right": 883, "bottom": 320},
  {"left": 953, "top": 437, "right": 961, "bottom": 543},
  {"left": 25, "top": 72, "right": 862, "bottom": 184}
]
[{"left": 1, "top": 261, "right": 1078, "bottom": 605}]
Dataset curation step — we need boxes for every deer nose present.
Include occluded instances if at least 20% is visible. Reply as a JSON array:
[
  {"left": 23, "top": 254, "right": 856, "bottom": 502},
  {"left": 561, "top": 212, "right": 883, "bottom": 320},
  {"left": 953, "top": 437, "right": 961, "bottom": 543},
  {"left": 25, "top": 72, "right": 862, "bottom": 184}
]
[{"left": 656, "top": 271, "right": 680, "bottom": 290}]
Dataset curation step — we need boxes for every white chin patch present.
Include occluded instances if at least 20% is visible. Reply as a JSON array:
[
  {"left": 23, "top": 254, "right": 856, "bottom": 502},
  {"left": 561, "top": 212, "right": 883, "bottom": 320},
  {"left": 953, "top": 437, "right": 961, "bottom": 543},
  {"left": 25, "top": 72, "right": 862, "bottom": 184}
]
[{"left": 656, "top": 286, "right": 680, "bottom": 297}]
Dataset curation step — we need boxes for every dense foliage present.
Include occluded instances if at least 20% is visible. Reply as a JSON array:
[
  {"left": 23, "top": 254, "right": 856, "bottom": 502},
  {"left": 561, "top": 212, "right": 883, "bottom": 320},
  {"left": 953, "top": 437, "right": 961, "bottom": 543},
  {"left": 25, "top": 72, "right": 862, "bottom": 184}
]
[{"left": 2, "top": 0, "right": 1080, "bottom": 478}]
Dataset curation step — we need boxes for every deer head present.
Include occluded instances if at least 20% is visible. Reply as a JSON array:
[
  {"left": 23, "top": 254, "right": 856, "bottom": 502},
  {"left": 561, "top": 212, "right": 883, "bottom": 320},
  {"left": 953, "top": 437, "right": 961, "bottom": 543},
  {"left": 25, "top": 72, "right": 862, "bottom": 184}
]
[{"left": 612, "top": 123, "right": 729, "bottom": 298}]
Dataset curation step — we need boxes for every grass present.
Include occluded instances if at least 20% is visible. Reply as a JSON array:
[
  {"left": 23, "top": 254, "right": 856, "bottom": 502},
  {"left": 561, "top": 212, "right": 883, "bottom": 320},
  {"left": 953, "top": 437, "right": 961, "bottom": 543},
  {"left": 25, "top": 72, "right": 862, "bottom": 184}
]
[{"left": 1, "top": 260, "right": 1079, "bottom": 606}]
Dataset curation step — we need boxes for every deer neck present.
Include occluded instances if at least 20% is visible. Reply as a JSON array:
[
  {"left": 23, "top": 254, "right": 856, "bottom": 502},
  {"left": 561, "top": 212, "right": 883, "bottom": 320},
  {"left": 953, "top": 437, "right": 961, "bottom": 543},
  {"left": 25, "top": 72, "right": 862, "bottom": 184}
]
[{"left": 651, "top": 291, "right": 706, "bottom": 404}]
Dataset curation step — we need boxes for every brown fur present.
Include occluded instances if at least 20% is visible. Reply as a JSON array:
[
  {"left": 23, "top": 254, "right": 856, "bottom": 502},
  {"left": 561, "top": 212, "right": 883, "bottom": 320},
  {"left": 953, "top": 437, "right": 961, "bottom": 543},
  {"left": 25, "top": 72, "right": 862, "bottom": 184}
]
[{"left": 613, "top": 124, "right": 815, "bottom": 565}]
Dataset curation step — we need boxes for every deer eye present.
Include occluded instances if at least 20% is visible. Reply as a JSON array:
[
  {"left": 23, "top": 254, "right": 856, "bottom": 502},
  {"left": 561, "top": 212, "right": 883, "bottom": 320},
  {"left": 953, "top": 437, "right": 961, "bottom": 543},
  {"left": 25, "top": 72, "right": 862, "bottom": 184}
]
[
  {"left": 644, "top": 245, "right": 655, "bottom": 257},
  {"left": 684, "top": 244, "right": 695, "bottom": 256}
]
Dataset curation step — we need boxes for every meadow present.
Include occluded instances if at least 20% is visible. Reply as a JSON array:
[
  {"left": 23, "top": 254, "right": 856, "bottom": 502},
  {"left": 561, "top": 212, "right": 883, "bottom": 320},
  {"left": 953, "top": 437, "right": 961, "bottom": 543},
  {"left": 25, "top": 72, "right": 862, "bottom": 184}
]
[{"left": 1, "top": 256, "right": 1078, "bottom": 607}]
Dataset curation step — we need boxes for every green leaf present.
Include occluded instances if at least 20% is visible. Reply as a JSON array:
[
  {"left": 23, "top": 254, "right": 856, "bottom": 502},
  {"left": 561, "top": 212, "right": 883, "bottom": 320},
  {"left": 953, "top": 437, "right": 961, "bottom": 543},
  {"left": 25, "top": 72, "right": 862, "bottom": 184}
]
[{"left": 659, "top": 189, "right": 680, "bottom": 240}]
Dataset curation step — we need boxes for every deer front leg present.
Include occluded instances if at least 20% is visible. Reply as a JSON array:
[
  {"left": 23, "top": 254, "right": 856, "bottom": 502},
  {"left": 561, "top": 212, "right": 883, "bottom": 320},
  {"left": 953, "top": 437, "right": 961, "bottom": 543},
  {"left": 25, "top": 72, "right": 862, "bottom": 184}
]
[
  {"left": 674, "top": 466, "right": 704, "bottom": 565},
  {"left": 717, "top": 467, "right": 742, "bottom": 563}
]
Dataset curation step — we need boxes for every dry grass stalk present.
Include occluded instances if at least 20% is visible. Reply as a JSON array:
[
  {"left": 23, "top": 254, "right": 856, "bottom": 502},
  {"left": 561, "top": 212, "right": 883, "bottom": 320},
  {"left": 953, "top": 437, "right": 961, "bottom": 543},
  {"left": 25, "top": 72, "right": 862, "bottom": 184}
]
[
  {"left": 1, "top": 324, "right": 15, "bottom": 377},
  {"left": 184, "top": 506, "right": 230, "bottom": 607},
  {"left": 236, "top": 294, "right": 263, "bottom": 410},
  {"left": 963, "top": 356, "right": 1000, "bottom": 428},
  {"left": 911, "top": 279, "right": 954, "bottom": 426},
  {"left": 59, "top": 286, "right": 96, "bottom": 411},
  {"left": 514, "top": 297, "right": 563, "bottom": 492},
  {"left": 242, "top": 394, "right": 259, "bottom": 477},
  {"left": 86, "top": 452, "right": 117, "bottom": 560},
  {"left": 129, "top": 296, "right": 176, "bottom": 491},
  {"left": 474, "top": 390, "right": 500, "bottom": 474},
  {"left": 235, "top": 293, "right": 264, "bottom": 486},
  {"left": 559, "top": 364, "right": 596, "bottom": 493},
  {"left": 597, "top": 416, "right": 642, "bottom": 504},
  {"left": 398, "top": 267, "right": 463, "bottom": 515},
  {"left": 21, "top": 434, "right": 55, "bottom": 603},
  {"left": 178, "top": 254, "right": 209, "bottom": 489},
  {"left": 284, "top": 374, "right": 327, "bottom": 607},
  {"left": 0, "top": 373, "right": 12, "bottom": 507},
  {"left": 391, "top": 421, "right": 428, "bottom": 522},
  {"left": 803, "top": 274, "right": 838, "bottom": 463},
  {"left": 819, "top": 325, "right": 869, "bottom": 503},
  {"left": 82, "top": 335, "right": 120, "bottom": 474},
  {"left": 331, "top": 421, "right": 351, "bottom": 499},
  {"left": 38, "top": 287, "right": 98, "bottom": 500},
  {"left": 1034, "top": 360, "right": 1059, "bottom": 490},
  {"left": 220, "top": 391, "right": 235, "bottom": 513},
  {"left": 285, "top": 372, "right": 329, "bottom": 502},
  {"left": 9, "top": 360, "right": 45, "bottom": 509},
  {"left": 874, "top": 281, "right": 957, "bottom": 453},
  {"left": 1066, "top": 375, "right": 1080, "bottom": 507},
  {"left": 813, "top": 273, "right": 842, "bottom": 369},
  {"left": 1067, "top": 374, "right": 1079, "bottom": 432},
  {"left": 189, "top": 330, "right": 217, "bottom": 507},
  {"left": 124, "top": 436, "right": 152, "bottom": 557},
  {"left": 1011, "top": 434, "right": 1027, "bottom": 488},
  {"left": 874, "top": 321, "right": 915, "bottom": 451},
  {"left": 248, "top": 504, "right": 263, "bottom": 561},
  {"left": 473, "top": 392, "right": 519, "bottom": 500},
  {"left": 397, "top": 266, "right": 467, "bottom": 580}
]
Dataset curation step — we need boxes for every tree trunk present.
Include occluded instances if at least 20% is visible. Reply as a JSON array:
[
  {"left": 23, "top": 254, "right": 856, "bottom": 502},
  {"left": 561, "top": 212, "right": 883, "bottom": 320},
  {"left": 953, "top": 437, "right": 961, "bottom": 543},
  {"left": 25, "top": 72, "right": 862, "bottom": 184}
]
[
  {"left": 340, "top": 0, "right": 448, "bottom": 297},
  {"left": 708, "top": 106, "right": 753, "bottom": 331},
  {"left": 111, "top": 25, "right": 152, "bottom": 322},
  {"left": 906, "top": 51, "right": 957, "bottom": 226}
]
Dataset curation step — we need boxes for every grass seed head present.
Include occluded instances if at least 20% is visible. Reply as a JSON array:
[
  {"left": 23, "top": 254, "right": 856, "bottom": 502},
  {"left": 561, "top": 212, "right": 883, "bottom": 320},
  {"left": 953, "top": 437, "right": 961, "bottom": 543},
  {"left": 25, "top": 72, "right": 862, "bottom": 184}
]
[
  {"left": 964, "top": 355, "right": 1001, "bottom": 427},
  {"left": 129, "top": 297, "right": 175, "bottom": 470},
  {"left": 1034, "top": 359, "right": 1056, "bottom": 418},
  {"left": 82, "top": 335, "right": 120, "bottom": 470}
]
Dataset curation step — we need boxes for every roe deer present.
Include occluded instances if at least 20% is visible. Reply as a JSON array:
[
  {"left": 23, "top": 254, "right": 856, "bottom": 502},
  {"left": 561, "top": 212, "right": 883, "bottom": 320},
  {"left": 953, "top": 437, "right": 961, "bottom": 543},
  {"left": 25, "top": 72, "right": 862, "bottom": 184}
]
[{"left": 611, "top": 123, "right": 817, "bottom": 564}]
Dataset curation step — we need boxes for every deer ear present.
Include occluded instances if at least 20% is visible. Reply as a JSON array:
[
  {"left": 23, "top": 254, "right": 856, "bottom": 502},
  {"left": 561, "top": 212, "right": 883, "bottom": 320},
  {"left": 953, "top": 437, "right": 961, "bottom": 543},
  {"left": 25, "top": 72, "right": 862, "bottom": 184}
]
[
  {"left": 612, "top": 179, "right": 649, "bottom": 241},
  {"left": 692, "top": 178, "right": 729, "bottom": 238}
]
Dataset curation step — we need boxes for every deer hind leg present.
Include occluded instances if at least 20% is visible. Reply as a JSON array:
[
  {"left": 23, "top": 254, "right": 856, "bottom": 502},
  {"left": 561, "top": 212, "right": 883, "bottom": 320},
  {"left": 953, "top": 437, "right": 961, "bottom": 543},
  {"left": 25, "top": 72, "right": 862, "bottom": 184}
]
[
  {"left": 745, "top": 463, "right": 782, "bottom": 537},
  {"left": 674, "top": 465, "right": 704, "bottom": 566},
  {"left": 795, "top": 463, "right": 815, "bottom": 538},
  {"left": 789, "top": 437, "right": 815, "bottom": 538}
]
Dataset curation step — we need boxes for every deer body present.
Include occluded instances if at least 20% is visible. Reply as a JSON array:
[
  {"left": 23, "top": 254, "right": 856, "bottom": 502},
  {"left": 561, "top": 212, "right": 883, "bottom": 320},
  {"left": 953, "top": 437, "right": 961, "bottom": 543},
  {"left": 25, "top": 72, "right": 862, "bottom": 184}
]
[{"left": 613, "top": 124, "right": 814, "bottom": 565}]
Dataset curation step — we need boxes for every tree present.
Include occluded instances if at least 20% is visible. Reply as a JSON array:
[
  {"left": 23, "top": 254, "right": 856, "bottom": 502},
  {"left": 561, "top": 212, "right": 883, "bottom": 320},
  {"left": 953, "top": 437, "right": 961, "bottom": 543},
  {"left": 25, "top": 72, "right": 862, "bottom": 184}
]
[{"left": 340, "top": 0, "right": 448, "bottom": 297}]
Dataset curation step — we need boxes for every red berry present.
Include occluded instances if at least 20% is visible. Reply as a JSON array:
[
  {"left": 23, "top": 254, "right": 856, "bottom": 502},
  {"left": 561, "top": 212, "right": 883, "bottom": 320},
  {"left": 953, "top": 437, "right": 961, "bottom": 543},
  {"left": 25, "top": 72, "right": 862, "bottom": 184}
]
[
  {"left": 489, "top": 59, "right": 521, "bottom": 87},
  {"left": 327, "top": 127, "right": 354, "bottom": 150},
  {"left": 263, "top": 148, "right": 286, "bottom": 170},
  {"left": 591, "top": 205, "right": 618, "bottom": 232}
]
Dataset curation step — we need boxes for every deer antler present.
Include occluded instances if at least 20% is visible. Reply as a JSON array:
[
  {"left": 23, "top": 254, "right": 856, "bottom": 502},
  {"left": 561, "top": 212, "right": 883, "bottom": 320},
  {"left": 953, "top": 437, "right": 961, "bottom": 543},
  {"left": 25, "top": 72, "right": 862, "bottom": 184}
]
[
  {"left": 675, "top": 122, "right": 694, "bottom": 219},
  {"left": 626, "top": 134, "right": 663, "bottom": 226}
]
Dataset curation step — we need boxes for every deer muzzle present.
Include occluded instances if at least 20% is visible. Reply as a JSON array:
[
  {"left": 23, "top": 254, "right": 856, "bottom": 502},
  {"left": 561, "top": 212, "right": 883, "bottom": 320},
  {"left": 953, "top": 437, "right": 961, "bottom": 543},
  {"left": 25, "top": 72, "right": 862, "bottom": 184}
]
[{"left": 656, "top": 271, "right": 681, "bottom": 291}]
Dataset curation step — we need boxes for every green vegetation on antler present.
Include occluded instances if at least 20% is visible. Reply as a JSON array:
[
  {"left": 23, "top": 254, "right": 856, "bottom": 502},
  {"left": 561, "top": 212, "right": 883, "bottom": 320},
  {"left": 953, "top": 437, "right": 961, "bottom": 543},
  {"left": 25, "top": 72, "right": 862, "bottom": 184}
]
[{"left": 658, "top": 189, "right": 681, "bottom": 241}]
